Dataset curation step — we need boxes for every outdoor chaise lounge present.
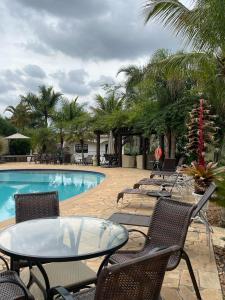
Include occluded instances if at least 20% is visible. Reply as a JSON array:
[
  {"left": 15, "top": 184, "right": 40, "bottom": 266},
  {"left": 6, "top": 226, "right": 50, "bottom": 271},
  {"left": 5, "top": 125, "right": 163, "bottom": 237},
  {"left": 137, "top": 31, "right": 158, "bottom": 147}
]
[
  {"left": 117, "top": 188, "right": 172, "bottom": 203},
  {"left": 110, "top": 182, "right": 216, "bottom": 228},
  {"left": 51, "top": 245, "right": 179, "bottom": 300},
  {"left": 109, "top": 197, "right": 202, "bottom": 300},
  {"left": 14, "top": 191, "right": 97, "bottom": 298},
  {"left": 116, "top": 174, "right": 178, "bottom": 203}
]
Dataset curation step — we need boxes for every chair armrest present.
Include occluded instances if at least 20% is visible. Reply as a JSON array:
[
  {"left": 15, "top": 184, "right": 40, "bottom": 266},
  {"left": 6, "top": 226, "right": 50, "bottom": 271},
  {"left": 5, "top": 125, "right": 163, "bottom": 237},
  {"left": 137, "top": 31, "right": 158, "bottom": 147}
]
[
  {"left": 50, "top": 286, "right": 74, "bottom": 300},
  {"left": 0, "top": 255, "right": 9, "bottom": 270},
  {"left": 128, "top": 229, "right": 150, "bottom": 241}
]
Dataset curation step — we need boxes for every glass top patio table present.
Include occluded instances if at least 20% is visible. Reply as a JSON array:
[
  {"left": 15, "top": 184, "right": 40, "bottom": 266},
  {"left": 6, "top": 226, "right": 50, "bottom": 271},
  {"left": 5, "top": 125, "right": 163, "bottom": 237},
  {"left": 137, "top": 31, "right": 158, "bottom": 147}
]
[{"left": 0, "top": 216, "right": 129, "bottom": 262}]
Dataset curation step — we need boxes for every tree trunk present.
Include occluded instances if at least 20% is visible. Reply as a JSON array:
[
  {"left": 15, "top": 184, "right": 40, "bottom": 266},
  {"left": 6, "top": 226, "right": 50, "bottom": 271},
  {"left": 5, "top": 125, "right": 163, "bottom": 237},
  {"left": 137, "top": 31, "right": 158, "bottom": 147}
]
[
  {"left": 164, "top": 131, "right": 171, "bottom": 159},
  {"left": 159, "top": 135, "right": 164, "bottom": 159},
  {"left": 170, "top": 132, "right": 176, "bottom": 159}
]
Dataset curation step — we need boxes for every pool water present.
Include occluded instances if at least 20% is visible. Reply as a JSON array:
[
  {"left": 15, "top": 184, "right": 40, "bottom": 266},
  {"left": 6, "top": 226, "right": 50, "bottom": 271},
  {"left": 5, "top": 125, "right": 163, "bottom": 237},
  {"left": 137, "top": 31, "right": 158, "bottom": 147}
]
[{"left": 0, "top": 170, "right": 105, "bottom": 221}]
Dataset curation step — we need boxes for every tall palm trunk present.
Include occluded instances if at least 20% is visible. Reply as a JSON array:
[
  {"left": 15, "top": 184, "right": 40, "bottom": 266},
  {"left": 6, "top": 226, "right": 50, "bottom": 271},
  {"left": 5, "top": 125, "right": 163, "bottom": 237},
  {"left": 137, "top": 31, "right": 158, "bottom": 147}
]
[
  {"left": 170, "top": 132, "right": 176, "bottom": 159},
  {"left": 164, "top": 131, "right": 171, "bottom": 158}
]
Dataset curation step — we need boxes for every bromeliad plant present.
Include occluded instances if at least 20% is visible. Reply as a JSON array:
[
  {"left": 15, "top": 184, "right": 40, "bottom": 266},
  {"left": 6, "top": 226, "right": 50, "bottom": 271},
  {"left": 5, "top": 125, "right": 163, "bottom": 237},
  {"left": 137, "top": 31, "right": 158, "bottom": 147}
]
[
  {"left": 186, "top": 99, "right": 218, "bottom": 165},
  {"left": 184, "top": 99, "right": 224, "bottom": 193},
  {"left": 184, "top": 161, "right": 225, "bottom": 194}
]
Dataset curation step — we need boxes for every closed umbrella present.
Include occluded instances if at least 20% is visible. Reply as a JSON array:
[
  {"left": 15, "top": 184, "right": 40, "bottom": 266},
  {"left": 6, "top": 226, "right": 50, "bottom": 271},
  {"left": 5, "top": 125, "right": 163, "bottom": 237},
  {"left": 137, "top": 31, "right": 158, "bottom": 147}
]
[{"left": 107, "top": 131, "right": 115, "bottom": 154}]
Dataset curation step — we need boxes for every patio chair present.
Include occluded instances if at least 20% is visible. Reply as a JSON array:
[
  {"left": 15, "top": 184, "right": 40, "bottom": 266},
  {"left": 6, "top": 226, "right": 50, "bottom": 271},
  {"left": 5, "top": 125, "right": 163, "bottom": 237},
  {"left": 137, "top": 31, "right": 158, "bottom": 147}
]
[
  {"left": 150, "top": 158, "right": 181, "bottom": 178},
  {"left": 116, "top": 174, "right": 178, "bottom": 204},
  {"left": 161, "top": 158, "right": 177, "bottom": 171},
  {"left": 14, "top": 191, "right": 97, "bottom": 298},
  {"left": 0, "top": 257, "right": 34, "bottom": 299},
  {"left": 110, "top": 182, "right": 216, "bottom": 228},
  {"left": 51, "top": 245, "right": 180, "bottom": 300},
  {"left": 109, "top": 197, "right": 202, "bottom": 300}
]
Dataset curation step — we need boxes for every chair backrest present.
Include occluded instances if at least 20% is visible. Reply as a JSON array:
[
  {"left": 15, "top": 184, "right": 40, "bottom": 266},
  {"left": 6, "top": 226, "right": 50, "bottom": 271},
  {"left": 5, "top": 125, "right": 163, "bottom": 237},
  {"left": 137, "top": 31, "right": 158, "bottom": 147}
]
[
  {"left": 162, "top": 158, "right": 177, "bottom": 171},
  {"left": 95, "top": 246, "right": 179, "bottom": 300},
  {"left": 15, "top": 191, "right": 59, "bottom": 223},
  {"left": 192, "top": 182, "right": 217, "bottom": 218},
  {"left": 147, "top": 197, "right": 196, "bottom": 269}
]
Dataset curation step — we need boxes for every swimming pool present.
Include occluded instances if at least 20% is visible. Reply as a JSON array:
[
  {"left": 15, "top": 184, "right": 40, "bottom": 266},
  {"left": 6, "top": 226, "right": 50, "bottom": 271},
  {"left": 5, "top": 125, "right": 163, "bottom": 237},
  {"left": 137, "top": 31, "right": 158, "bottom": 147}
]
[{"left": 0, "top": 170, "right": 105, "bottom": 221}]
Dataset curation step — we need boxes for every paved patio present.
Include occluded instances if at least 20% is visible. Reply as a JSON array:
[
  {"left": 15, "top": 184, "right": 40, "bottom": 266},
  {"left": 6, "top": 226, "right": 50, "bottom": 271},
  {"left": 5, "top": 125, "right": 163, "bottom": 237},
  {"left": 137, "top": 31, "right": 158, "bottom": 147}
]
[{"left": 0, "top": 163, "right": 223, "bottom": 299}]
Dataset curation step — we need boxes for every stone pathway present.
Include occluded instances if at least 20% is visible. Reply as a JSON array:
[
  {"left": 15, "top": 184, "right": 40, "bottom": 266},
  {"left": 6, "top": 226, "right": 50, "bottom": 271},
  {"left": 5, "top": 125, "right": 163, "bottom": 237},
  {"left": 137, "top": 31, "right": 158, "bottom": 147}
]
[{"left": 0, "top": 163, "right": 223, "bottom": 299}]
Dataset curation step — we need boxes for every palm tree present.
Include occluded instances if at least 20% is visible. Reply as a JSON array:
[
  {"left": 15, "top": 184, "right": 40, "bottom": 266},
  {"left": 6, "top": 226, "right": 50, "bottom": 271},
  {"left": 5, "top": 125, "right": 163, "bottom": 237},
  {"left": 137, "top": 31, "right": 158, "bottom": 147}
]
[
  {"left": 66, "top": 113, "right": 93, "bottom": 162},
  {"left": 5, "top": 102, "right": 32, "bottom": 130},
  {"left": 52, "top": 97, "right": 86, "bottom": 153},
  {"left": 144, "top": 0, "right": 225, "bottom": 53},
  {"left": 91, "top": 92, "right": 124, "bottom": 116},
  {"left": 22, "top": 85, "right": 62, "bottom": 127}
]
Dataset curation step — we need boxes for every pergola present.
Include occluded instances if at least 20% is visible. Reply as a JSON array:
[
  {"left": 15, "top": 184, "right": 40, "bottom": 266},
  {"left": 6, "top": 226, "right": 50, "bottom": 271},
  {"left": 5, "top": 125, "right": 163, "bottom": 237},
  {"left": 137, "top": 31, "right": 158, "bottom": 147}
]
[{"left": 95, "top": 127, "right": 149, "bottom": 168}]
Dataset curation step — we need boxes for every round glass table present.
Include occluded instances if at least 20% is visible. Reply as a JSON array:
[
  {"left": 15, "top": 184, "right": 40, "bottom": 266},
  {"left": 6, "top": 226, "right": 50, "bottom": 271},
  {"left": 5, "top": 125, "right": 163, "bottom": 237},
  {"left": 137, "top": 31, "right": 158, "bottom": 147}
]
[
  {"left": 0, "top": 216, "right": 128, "bottom": 262},
  {"left": 0, "top": 216, "right": 128, "bottom": 296}
]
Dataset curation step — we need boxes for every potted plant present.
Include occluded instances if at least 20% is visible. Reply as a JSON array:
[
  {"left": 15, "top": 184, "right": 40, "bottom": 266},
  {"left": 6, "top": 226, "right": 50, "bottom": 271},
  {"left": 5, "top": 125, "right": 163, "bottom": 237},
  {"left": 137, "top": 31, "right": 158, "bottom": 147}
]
[
  {"left": 183, "top": 161, "right": 225, "bottom": 194},
  {"left": 122, "top": 152, "right": 136, "bottom": 168}
]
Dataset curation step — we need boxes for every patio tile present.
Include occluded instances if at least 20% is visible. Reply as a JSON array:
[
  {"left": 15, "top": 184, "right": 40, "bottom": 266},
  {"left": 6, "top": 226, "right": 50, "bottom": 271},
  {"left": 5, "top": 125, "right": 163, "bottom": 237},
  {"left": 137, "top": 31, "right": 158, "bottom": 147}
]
[
  {"left": 0, "top": 163, "right": 223, "bottom": 300},
  {"left": 199, "top": 271, "right": 221, "bottom": 289}
]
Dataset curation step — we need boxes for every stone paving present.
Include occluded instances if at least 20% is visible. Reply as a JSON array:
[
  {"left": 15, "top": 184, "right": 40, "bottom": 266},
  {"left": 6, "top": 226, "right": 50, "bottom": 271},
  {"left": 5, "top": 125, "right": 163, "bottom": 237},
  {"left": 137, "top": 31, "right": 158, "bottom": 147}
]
[{"left": 0, "top": 163, "right": 223, "bottom": 300}]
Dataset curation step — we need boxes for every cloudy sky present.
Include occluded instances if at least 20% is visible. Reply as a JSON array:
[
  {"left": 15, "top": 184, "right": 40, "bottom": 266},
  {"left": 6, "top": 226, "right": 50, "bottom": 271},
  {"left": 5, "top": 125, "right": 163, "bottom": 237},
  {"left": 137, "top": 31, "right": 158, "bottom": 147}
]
[{"left": 0, "top": 0, "right": 187, "bottom": 115}]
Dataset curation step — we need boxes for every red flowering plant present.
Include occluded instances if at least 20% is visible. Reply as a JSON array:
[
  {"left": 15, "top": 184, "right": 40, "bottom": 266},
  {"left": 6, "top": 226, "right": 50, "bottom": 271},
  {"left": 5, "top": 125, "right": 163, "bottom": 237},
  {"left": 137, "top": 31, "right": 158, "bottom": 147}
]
[{"left": 184, "top": 99, "right": 224, "bottom": 194}]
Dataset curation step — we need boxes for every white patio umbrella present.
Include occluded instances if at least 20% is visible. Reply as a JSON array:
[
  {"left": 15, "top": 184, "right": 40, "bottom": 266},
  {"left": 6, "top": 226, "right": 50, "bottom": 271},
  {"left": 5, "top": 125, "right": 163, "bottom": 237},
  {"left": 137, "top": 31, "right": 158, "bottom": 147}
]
[
  {"left": 5, "top": 133, "right": 30, "bottom": 140},
  {"left": 107, "top": 131, "right": 115, "bottom": 154}
]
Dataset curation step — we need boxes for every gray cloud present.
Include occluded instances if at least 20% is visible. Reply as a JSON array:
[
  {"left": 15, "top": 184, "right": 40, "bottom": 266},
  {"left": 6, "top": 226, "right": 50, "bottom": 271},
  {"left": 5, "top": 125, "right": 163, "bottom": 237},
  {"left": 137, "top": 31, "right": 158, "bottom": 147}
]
[
  {"left": 15, "top": 0, "right": 109, "bottom": 19},
  {"left": 24, "top": 64, "right": 46, "bottom": 79},
  {"left": 89, "top": 75, "right": 115, "bottom": 89},
  {"left": 11, "top": 0, "right": 180, "bottom": 60},
  {"left": 52, "top": 69, "right": 90, "bottom": 96},
  {"left": 68, "top": 69, "right": 88, "bottom": 84},
  {"left": 0, "top": 81, "right": 16, "bottom": 94}
]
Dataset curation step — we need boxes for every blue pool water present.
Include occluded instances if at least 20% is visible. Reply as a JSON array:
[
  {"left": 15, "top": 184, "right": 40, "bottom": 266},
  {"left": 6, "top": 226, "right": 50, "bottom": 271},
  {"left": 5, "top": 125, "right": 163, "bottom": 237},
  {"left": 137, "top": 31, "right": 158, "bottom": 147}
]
[{"left": 0, "top": 170, "right": 105, "bottom": 221}]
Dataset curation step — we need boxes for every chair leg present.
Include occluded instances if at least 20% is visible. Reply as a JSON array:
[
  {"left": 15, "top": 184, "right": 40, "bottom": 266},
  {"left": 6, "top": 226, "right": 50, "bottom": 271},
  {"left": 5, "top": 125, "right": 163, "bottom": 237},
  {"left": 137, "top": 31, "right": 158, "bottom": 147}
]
[{"left": 182, "top": 250, "right": 202, "bottom": 300}]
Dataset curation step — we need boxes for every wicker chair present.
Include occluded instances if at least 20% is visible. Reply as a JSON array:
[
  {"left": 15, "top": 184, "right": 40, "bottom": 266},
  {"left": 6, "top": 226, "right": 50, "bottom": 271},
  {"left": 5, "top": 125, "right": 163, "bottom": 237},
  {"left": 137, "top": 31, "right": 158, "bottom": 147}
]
[
  {"left": 109, "top": 197, "right": 202, "bottom": 300},
  {"left": 15, "top": 191, "right": 60, "bottom": 223},
  {"left": 14, "top": 191, "right": 97, "bottom": 298},
  {"left": 0, "top": 257, "right": 34, "bottom": 299},
  {"left": 51, "top": 245, "right": 180, "bottom": 300}
]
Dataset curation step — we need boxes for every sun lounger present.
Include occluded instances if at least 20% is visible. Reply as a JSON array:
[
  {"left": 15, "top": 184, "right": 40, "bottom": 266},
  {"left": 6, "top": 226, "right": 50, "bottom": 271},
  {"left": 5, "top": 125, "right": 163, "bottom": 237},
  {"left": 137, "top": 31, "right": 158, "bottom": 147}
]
[
  {"left": 111, "top": 182, "right": 216, "bottom": 230},
  {"left": 117, "top": 188, "right": 171, "bottom": 203}
]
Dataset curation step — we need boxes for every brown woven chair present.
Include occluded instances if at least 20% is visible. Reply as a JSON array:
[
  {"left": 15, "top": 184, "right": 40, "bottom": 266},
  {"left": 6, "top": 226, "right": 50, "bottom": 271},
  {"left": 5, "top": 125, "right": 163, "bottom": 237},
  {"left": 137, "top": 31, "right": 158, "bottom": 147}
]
[
  {"left": 109, "top": 197, "right": 202, "bottom": 300},
  {"left": 51, "top": 245, "right": 180, "bottom": 300},
  {"left": 0, "top": 257, "right": 34, "bottom": 299},
  {"left": 14, "top": 191, "right": 97, "bottom": 298},
  {"left": 15, "top": 191, "right": 60, "bottom": 223}
]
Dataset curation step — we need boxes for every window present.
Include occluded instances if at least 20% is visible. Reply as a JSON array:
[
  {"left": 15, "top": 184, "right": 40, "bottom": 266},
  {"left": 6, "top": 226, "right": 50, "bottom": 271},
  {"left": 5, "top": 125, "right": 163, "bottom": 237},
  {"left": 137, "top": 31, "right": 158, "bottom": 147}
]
[{"left": 75, "top": 144, "right": 88, "bottom": 153}]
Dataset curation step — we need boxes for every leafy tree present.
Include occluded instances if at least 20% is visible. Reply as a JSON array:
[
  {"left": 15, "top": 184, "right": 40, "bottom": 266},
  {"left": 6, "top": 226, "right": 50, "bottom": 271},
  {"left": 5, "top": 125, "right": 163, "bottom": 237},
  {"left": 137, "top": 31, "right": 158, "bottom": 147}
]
[
  {"left": 66, "top": 113, "right": 93, "bottom": 161},
  {"left": 28, "top": 127, "right": 57, "bottom": 154},
  {"left": 0, "top": 116, "right": 16, "bottom": 136},
  {"left": 52, "top": 97, "right": 87, "bottom": 153}
]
